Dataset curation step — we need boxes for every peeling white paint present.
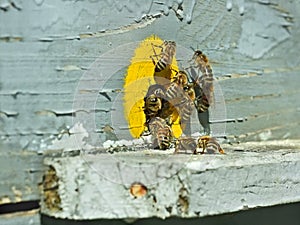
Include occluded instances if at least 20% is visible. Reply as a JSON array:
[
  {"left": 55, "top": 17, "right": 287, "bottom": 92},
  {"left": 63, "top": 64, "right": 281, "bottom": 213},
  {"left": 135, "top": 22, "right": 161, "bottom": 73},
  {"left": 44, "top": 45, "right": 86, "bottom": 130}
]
[
  {"left": 258, "top": 129, "right": 272, "bottom": 141},
  {"left": 49, "top": 123, "right": 94, "bottom": 151}
]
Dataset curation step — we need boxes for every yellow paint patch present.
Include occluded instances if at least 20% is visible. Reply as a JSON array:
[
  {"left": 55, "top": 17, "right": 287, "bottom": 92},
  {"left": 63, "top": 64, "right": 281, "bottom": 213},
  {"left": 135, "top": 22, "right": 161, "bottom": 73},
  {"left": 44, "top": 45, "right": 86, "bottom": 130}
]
[{"left": 124, "top": 35, "right": 182, "bottom": 138}]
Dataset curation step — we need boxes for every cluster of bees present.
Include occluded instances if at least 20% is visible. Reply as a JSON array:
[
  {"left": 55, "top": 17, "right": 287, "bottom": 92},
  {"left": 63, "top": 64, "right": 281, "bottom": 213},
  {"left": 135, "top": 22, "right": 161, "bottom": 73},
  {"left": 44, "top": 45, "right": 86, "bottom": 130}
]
[{"left": 142, "top": 40, "right": 224, "bottom": 154}]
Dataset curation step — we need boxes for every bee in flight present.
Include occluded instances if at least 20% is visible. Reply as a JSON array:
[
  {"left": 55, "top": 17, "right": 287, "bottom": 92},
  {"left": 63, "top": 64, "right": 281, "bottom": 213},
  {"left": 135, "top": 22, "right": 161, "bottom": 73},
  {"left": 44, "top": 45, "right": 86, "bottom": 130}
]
[
  {"left": 148, "top": 117, "right": 173, "bottom": 150},
  {"left": 197, "top": 135, "right": 225, "bottom": 154},
  {"left": 190, "top": 49, "right": 214, "bottom": 103},
  {"left": 187, "top": 49, "right": 215, "bottom": 135}
]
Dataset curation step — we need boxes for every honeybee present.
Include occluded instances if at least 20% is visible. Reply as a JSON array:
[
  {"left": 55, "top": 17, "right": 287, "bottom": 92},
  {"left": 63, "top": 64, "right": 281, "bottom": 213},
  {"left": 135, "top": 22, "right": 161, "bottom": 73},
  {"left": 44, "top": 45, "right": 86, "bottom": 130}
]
[
  {"left": 151, "top": 40, "right": 176, "bottom": 73},
  {"left": 172, "top": 70, "right": 189, "bottom": 86},
  {"left": 191, "top": 77, "right": 210, "bottom": 134},
  {"left": 188, "top": 49, "right": 215, "bottom": 135},
  {"left": 190, "top": 50, "right": 214, "bottom": 105},
  {"left": 183, "top": 83, "right": 196, "bottom": 101},
  {"left": 143, "top": 84, "right": 165, "bottom": 125},
  {"left": 151, "top": 40, "right": 177, "bottom": 87},
  {"left": 164, "top": 71, "right": 196, "bottom": 133},
  {"left": 174, "top": 136, "right": 197, "bottom": 154},
  {"left": 197, "top": 135, "right": 224, "bottom": 154},
  {"left": 148, "top": 117, "right": 173, "bottom": 150}
]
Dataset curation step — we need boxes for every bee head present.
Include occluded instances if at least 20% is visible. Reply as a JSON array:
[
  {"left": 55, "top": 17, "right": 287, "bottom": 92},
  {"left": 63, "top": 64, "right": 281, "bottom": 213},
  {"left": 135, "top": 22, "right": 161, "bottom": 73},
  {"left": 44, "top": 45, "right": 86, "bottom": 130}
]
[
  {"left": 194, "top": 50, "right": 203, "bottom": 56},
  {"left": 164, "top": 40, "right": 176, "bottom": 46},
  {"left": 173, "top": 70, "right": 188, "bottom": 85}
]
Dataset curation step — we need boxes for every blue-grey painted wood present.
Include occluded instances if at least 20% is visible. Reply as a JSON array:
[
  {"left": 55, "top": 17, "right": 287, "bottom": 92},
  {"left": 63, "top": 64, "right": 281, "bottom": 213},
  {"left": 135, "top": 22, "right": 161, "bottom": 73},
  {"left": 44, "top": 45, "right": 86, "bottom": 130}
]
[
  {"left": 0, "top": 210, "right": 40, "bottom": 225},
  {"left": 0, "top": 0, "right": 299, "bottom": 219}
]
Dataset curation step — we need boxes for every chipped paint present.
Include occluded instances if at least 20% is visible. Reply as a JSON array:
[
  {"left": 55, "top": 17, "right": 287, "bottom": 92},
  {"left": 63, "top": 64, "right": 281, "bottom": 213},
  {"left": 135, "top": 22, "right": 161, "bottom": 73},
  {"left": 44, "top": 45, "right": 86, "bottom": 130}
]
[
  {"left": 55, "top": 65, "right": 82, "bottom": 72},
  {"left": 11, "top": 186, "right": 22, "bottom": 202},
  {"left": 48, "top": 123, "right": 94, "bottom": 152},
  {"left": 185, "top": 0, "right": 195, "bottom": 24},
  {"left": 42, "top": 166, "right": 61, "bottom": 212},
  {"left": 0, "top": 36, "right": 23, "bottom": 42},
  {"left": 80, "top": 15, "right": 161, "bottom": 39},
  {"left": 238, "top": 2, "right": 292, "bottom": 58},
  {"left": 0, "top": 196, "right": 11, "bottom": 205},
  {"left": 0, "top": 0, "right": 21, "bottom": 11},
  {"left": 0, "top": 110, "right": 19, "bottom": 117},
  {"left": 226, "top": 0, "right": 245, "bottom": 15}
]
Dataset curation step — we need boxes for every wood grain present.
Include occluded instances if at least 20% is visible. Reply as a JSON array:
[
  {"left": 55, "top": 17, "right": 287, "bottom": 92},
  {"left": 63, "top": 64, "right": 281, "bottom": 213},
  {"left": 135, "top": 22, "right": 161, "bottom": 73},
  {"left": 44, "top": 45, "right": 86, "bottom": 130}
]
[{"left": 0, "top": 0, "right": 299, "bottom": 220}]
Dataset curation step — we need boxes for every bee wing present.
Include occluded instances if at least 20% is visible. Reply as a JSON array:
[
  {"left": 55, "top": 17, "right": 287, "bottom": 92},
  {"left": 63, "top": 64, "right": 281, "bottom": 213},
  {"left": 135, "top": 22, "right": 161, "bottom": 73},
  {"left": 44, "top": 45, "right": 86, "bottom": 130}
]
[{"left": 197, "top": 110, "right": 210, "bottom": 135}]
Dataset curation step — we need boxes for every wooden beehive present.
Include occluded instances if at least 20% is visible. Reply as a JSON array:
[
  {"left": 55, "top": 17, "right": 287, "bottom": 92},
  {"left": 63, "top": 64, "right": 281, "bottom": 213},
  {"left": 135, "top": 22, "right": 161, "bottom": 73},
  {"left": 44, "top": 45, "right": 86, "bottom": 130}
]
[{"left": 0, "top": 0, "right": 300, "bottom": 224}]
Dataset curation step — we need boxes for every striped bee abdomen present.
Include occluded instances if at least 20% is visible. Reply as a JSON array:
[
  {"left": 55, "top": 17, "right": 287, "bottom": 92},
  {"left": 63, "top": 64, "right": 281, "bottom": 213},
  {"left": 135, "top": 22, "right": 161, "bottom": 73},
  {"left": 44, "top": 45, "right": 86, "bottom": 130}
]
[
  {"left": 197, "top": 135, "right": 224, "bottom": 154},
  {"left": 195, "top": 92, "right": 210, "bottom": 113},
  {"left": 175, "top": 137, "right": 197, "bottom": 154},
  {"left": 206, "top": 139, "right": 224, "bottom": 154},
  {"left": 156, "top": 127, "right": 172, "bottom": 150},
  {"left": 191, "top": 50, "right": 215, "bottom": 105},
  {"left": 148, "top": 117, "right": 172, "bottom": 150},
  {"left": 152, "top": 41, "right": 176, "bottom": 73}
]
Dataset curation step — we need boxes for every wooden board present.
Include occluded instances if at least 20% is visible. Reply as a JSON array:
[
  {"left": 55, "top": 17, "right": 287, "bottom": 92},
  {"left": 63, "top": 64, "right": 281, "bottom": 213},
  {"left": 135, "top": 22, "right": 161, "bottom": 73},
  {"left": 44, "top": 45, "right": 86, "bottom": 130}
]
[
  {"left": 41, "top": 140, "right": 300, "bottom": 220},
  {"left": 0, "top": 210, "right": 40, "bottom": 225}
]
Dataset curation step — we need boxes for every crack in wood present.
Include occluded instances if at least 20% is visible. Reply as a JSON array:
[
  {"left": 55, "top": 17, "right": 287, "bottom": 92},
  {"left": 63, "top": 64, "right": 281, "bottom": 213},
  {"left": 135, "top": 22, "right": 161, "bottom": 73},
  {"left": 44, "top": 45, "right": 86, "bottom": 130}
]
[
  {"left": 0, "top": 36, "right": 23, "bottom": 42},
  {"left": 0, "top": 0, "right": 21, "bottom": 12},
  {"left": 0, "top": 111, "right": 19, "bottom": 118},
  {"left": 79, "top": 14, "right": 161, "bottom": 39}
]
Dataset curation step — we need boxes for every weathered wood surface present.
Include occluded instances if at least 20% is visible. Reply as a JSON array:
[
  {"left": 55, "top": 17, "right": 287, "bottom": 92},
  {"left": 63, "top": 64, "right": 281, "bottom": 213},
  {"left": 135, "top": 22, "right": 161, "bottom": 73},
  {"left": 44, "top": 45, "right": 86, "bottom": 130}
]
[
  {"left": 0, "top": 210, "right": 40, "bottom": 225},
  {"left": 1, "top": 0, "right": 299, "bottom": 150},
  {"left": 0, "top": 0, "right": 300, "bottom": 221},
  {"left": 41, "top": 140, "right": 300, "bottom": 220}
]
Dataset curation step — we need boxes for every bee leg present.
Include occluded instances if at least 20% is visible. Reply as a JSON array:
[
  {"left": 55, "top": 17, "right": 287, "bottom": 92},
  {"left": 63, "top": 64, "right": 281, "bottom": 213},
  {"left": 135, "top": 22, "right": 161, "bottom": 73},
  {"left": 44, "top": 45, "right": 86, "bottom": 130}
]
[
  {"left": 192, "top": 148, "right": 197, "bottom": 154},
  {"left": 197, "top": 110, "right": 210, "bottom": 135},
  {"left": 200, "top": 140, "right": 206, "bottom": 154},
  {"left": 151, "top": 43, "right": 164, "bottom": 52},
  {"left": 150, "top": 55, "right": 156, "bottom": 66},
  {"left": 150, "top": 43, "right": 164, "bottom": 65}
]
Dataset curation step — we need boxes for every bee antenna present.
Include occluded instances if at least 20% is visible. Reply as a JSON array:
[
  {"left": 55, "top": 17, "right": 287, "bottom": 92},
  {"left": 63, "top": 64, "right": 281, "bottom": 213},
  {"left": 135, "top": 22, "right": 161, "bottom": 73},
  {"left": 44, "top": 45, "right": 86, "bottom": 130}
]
[{"left": 190, "top": 46, "right": 196, "bottom": 52}]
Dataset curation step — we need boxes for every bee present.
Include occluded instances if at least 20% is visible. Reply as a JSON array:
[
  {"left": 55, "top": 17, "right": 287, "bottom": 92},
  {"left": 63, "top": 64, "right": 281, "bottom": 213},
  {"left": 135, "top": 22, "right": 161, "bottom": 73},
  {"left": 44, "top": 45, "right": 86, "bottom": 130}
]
[
  {"left": 172, "top": 70, "right": 189, "bottom": 86},
  {"left": 148, "top": 117, "right": 173, "bottom": 150},
  {"left": 157, "top": 70, "right": 196, "bottom": 134},
  {"left": 144, "top": 94, "right": 162, "bottom": 123},
  {"left": 157, "top": 71, "right": 188, "bottom": 126},
  {"left": 183, "top": 83, "right": 196, "bottom": 101},
  {"left": 190, "top": 50, "right": 214, "bottom": 105},
  {"left": 165, "top": 71, "right": 191, "bottom": 104},
  {"left": 197, "top": 135, "right": 224, "bottom": 154},
  {"left": 188, "top": 49, "right": 215, "bottom": 135},
  {"left": 164, "top": 71, "right": 196, "bottom": 133},
  {"left": 143, "top": 84, "right": 165, "bottom": 125},
  {"left": 174, "top": 136, "right": 197, "bottom": 154},
  {"left": 190, "top": 72, "right": 209, "bottom": 113},
  {"left": 151, "top": 40, "right": 176, "bottom": 73},
  {"left": 151, "top": 40, "right": 177, "bottom": 87}
]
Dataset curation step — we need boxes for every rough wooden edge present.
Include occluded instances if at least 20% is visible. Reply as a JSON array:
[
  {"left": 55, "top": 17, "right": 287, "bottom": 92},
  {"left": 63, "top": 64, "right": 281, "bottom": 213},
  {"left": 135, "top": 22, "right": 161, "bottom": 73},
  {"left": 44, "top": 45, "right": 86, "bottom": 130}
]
[
  {"left": 40, "top": 140, "right": 300, "bottom": 220},
  {"left": 0, "top": 209, "right": 40, "bottom": 225}
]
